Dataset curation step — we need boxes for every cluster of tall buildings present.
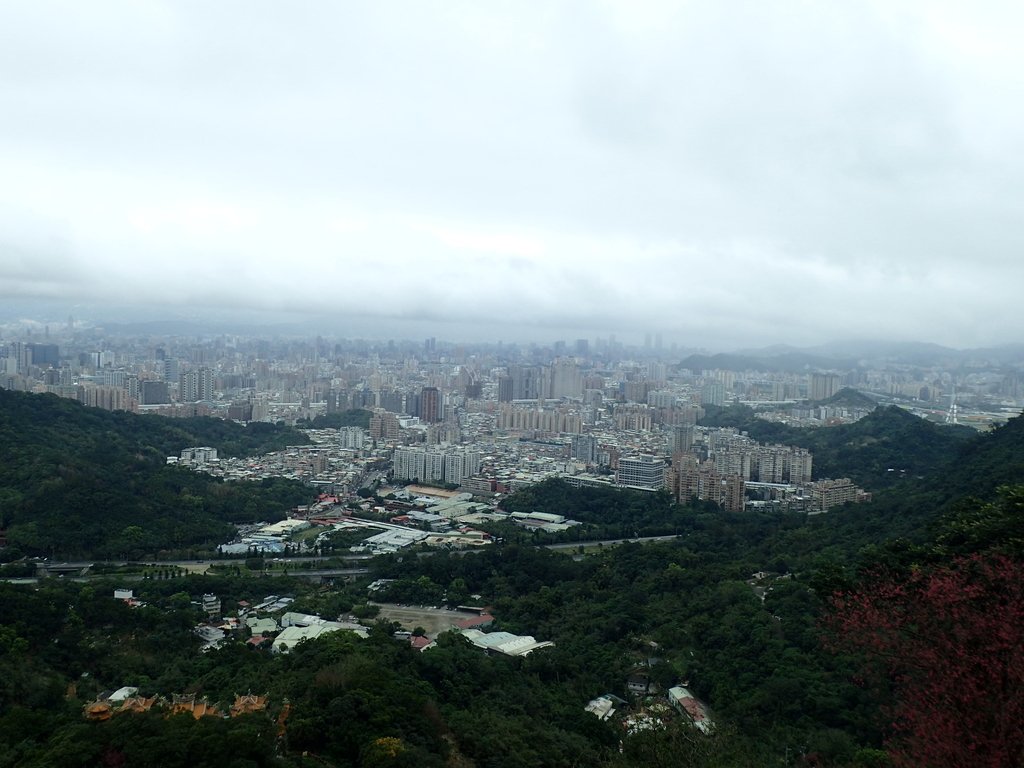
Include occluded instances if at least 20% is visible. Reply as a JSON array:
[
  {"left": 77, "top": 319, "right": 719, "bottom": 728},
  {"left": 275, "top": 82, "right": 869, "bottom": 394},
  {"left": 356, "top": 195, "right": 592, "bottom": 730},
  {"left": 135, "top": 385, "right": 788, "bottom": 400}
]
[
  {"left": 497, "top": 360, "right": 586, "bottom": 401},
  {"left": 179, "top": 367, "right": 215, "bottom": 403},
  {"left": 703, "top": 428, "right": 813, "bottom": 484},
  {"left": 600, "top": 425, "right": 817, "bottom": 512},
  {"left": 393, "top": 447, "right": 482, "bottom": 487},
  {"left": 1, "top": 341, "right": 59, "bottom": 375},
  {"left": 496, "top": 404, "right": 583, "bottom": 434},
  {"left": 666, "top": 455, "right": 747, "bottom": 512}
]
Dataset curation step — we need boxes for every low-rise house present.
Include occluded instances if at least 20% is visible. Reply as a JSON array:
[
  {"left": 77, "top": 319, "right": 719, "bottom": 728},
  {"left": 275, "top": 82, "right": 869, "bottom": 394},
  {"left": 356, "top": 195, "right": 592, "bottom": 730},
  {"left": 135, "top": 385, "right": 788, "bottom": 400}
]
[
  {"left": 113, "top": 588, "right": 144, "bottom": 608},
  {"left": 667, "top": 686, "right": 714, "bottom": 734},
  {"left": 626, "top": 668, "right": 656, "bottom": 695},
  {"left": 253, "top": 595, "right": 294, "bottom": 613},
  {"left": 194, "top": 624, "right": 226, "bottom": 651},
  {"left": 585, "top": 695, "right": 617, "bottom": 721},
  {"left": 202, "top": 593, "right": 221, "bottom": 617},
  {"left": 410, "top": 635, "right": 434, "bottom": 652}
]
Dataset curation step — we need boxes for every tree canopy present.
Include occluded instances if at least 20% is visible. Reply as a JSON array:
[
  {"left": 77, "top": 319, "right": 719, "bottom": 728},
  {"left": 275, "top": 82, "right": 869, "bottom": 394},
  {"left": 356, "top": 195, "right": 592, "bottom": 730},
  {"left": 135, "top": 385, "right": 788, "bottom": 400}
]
[{"left": 0, "top": 390, "right": 312, "bottom": 558}]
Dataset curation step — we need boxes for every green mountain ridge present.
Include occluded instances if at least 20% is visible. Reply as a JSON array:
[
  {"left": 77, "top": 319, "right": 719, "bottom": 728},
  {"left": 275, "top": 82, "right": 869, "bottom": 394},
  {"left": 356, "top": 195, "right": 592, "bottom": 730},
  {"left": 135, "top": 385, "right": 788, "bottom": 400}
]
[
  {"left": 814, "top": 387, "right": 878, "bottom": 408},
  {"left": 0, "top": 390, "right": 311, "bottom": 558}
]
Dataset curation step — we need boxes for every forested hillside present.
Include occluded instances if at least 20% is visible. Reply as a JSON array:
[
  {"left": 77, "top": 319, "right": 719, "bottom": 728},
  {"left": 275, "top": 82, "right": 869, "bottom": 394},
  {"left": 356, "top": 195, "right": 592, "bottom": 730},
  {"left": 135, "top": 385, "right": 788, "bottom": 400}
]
[
  {"left": 0, "top": 390, "right": 311, "bottom": 558},
  {"left": 3, "top": 485, "right": 1018, "bottom": 767},
  {"left": 297, "top": 409, "right": 373, "bottom": 430},
  {"left": 700, "top": 403, "right": 975, "bottom": 490}
]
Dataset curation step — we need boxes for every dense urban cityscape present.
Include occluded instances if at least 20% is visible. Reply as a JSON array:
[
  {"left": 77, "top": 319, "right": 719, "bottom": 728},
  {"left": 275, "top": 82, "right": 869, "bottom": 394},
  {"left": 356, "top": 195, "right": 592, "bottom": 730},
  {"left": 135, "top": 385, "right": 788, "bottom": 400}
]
[{"left": 5, "top": 319, "right": 1022, "bottom": 525}]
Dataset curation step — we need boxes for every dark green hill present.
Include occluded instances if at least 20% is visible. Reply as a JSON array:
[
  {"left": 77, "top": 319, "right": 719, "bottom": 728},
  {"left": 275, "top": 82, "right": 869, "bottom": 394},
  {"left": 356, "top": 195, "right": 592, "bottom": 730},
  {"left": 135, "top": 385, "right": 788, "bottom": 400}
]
[
  {"left": 775, "top": 411, "right": 1024, "bottom": 557},
  {"left": 0, "top": 388, "right": 309, "bottom": 460},
  {"left": 930, "top": 412, "right": 1024, "bottom": 503},
  {"left": 814, "top": 387, "right": 877, "bottom": 408},
  {"left": 297, "top": 408, "right": 372, "bottom": 429},
  {"left": 701, "top": 404, "right": 975, "bottom": 491},
  {"left": 0, "top": 390, "right": 312, "bottom": 559},
  {"left": 801, "top": 406, "right": 975, "bottom": 488},
  {"left": 677, "top": 351, "right": 857, "bottom": 373}
]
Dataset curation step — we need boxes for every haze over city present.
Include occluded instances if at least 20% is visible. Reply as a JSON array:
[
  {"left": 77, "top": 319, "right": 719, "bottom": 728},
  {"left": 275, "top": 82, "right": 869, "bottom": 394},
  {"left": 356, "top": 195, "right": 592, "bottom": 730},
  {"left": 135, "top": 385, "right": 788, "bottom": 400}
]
[{"left": 3, "top": 1, "right": 1024, "bottom": 348}]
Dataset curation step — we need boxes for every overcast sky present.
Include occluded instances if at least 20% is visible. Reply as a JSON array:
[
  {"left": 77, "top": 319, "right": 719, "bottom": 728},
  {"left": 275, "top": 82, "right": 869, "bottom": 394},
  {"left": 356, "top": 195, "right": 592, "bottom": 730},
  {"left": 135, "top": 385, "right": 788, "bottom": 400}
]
[{"left": 2, "top": 1, "right": 1023, "bottom": 349}]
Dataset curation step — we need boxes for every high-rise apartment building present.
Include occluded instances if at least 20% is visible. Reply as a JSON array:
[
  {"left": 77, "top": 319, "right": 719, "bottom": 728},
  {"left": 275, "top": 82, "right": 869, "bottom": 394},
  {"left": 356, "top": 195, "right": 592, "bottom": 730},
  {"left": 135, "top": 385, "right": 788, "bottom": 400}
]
[
  {"left": 496, "top": 405, "right": 583, "bottom": 434},
  {"left": 667, "top": 456, "right": 745, "bottom": 512},
  {"left": 26, "top": 343, "right": 59, "bottom": 367},
  {"left": 420, "top": 386, "right": 441, "bottom": 423},
  {"left": 162, "top": 358, "right": 181, "bottom": 384},
  {"left": 497, "top": 376, "right": 513, "bottom": 403},
  {"left": 393, "top": 447, "right": 481, "bottom": 487},
  {"left": 669, "top": 424, "right": 695, "bottom": 455},
  {"left": 369, "top": 410, "right": 401, "bottom": 442},
  {"left": 140, "top": 380, "right": 170, "bottom": 405},
  {"left": 810, "top": 373, "right": 840, "bottom": 401},
  {"left": 808, "top": 478, "right": 867, "bottom": 511},
  {"left": 550, "top": 359, "right": 583, "bottom": 399},
  {"left": 510, "top": 366, "right": 543, "bottom": 400},
  {"left": 252, "top": 394, "right": 270, "bottom": 423},
  {"left": 701, "top": 382, "right": 726, "bottom": 406},
  {"left": 81, "top": 385, "right": 135, "bottom": 412},
  {"left": 179, "top": 367, "right": 214, "bottom": 402},
  {"left": 377, "top": 389, "right": 404, "bottom": 414},
  {"left": 338, "top": 427, "right": 366, "bottom": 450},
  {"left": 570, "top": 434, "right": 599, "bottom": 464}
]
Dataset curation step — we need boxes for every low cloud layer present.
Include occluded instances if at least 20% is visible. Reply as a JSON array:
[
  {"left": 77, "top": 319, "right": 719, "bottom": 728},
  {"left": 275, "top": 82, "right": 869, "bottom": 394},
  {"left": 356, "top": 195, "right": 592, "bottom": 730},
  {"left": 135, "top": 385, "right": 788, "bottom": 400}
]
[{"left": 2, "top": 1, "right": 1023, "bottom": 348}]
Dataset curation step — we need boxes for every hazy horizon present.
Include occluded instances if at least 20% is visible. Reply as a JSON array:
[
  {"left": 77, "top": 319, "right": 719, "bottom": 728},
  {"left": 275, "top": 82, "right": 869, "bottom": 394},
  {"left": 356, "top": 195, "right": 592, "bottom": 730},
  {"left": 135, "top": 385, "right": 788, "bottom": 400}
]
[{"left": 6, "top": 299, "right": 1024, "bottom": 361}]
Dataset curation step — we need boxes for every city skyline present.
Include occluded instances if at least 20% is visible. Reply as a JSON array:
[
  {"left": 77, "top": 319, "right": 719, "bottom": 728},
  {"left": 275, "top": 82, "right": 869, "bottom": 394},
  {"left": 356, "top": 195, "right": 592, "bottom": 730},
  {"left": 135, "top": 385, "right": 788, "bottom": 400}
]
[{"left": 3, "top": 2, "right": 1024, "bottom": 349}]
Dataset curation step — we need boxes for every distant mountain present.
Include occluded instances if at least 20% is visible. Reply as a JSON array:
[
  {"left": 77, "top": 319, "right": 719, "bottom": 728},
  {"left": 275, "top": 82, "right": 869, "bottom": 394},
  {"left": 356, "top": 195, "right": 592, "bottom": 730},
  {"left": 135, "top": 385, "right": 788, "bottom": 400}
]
[
  {"left": 677, "top": 353, "right": 766, "bottom": 372},
  {"left": 956, "top": 343, "right": 1024, "bottom": 368},
  {"left": 805, "top": 339, "right": 959, "bottom": 362},
  {"left": 722, "top": 340, "right": 1024, "bottom": 370},
  {"left": 677, "top": 351, "right": 855, "bottom": 373}
]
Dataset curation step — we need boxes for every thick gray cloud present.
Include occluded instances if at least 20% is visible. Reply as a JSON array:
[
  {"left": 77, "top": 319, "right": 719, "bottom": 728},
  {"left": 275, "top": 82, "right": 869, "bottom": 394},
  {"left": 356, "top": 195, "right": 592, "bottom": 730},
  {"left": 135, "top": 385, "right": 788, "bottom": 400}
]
[{"left": 2, "top": 1, "right": 1023, "bottom": 348}]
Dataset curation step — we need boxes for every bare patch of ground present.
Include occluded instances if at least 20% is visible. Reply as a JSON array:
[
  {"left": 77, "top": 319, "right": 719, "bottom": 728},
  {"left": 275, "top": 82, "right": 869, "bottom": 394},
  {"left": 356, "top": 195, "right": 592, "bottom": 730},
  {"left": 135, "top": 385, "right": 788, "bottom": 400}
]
[{"left": 372, "top": 603, "right": 479, "bottom": 638}]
